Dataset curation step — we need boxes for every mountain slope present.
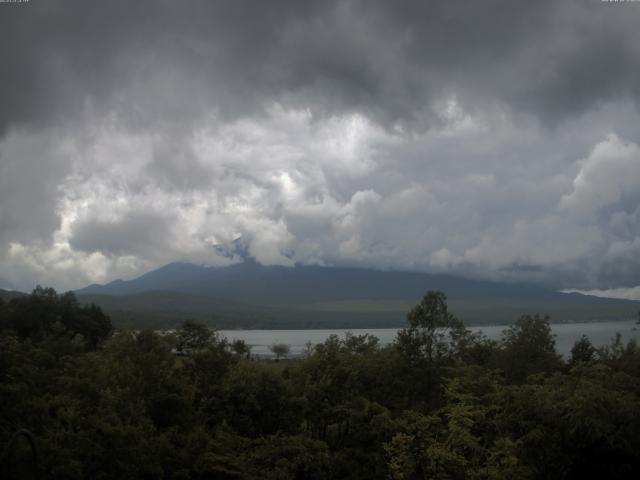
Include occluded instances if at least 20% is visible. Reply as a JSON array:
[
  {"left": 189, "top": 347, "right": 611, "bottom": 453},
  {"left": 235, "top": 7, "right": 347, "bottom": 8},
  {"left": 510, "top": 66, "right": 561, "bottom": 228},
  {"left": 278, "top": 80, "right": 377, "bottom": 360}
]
[
  {"left": 76, "top": 290, "right": 407, "bottom": 329},
  {"left": 75, "top": 261, "right": 640, "bottom": 328},
  {"left": 77, "top": 259, "right": 624, "bottom": 304},
  {"left": 0, "top": 289, "right": 28, "bottom": 302}
]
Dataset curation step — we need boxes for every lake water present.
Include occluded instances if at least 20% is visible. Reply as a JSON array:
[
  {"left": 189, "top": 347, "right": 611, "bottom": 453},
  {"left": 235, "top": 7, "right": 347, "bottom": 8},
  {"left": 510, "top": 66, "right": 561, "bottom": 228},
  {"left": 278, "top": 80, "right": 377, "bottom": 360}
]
[{"left": 220, "top": 320, "right": 640, "bottom": 358}]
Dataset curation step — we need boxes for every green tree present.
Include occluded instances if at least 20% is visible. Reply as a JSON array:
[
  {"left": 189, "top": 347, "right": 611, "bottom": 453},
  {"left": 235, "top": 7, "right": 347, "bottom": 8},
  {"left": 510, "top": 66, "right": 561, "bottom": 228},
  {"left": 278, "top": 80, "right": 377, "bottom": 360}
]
[
  {"left": 394, "top": 291, "right": 472, "bottom": 409},
  {"left": 175, "top": 320, "right": 215, "bottom": 354},
  {"left": 221, "top": 362, "right": 303, "bottom": 436},
  {"left": 231, "top": 338, "right": 252, "bottom": 359},
  {"left": 241, "top": 435, "right": 331, "bottom": 480},
  {"left": 344, "top": 332, "right": 380, "bottom": 355},
  {"left": 569, "top": 335, "right": 596, "bottom": 366},
  {"left": 396, "top": 291, "right": 467, "bottom": 363},
  {"left": 498, "top": 314, "right": 562, "bottom": 383},
  {"left": 269, "top": 343, "right": 291, "bottom": 360},
  {"left": 0, "top": 287, "right": 111, "bottom": 349}
]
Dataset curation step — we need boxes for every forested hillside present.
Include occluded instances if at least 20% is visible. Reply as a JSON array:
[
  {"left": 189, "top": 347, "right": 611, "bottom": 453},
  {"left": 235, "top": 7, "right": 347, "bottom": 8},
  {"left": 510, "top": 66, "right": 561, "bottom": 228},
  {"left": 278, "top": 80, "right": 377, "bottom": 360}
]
[
  {"left": 2, "top": 288, "right": 640, "bottom": 479},
  {"left": 75, "top": 262, "right": 640, "bottom": 328}
]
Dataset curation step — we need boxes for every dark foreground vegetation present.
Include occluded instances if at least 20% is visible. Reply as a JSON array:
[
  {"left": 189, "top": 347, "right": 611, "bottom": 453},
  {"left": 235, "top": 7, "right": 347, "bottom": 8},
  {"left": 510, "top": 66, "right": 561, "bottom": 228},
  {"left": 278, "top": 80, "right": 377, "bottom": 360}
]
[{"left": 2, "top": 288, "right": 640, "bottom": 479}]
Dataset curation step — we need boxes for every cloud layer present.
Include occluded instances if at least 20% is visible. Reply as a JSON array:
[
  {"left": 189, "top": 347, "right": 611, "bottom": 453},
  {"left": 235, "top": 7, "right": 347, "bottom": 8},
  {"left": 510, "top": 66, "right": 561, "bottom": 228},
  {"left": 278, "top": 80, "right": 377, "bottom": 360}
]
[{"left": 1, "top": 0, "right": 640, "bottom": 294}]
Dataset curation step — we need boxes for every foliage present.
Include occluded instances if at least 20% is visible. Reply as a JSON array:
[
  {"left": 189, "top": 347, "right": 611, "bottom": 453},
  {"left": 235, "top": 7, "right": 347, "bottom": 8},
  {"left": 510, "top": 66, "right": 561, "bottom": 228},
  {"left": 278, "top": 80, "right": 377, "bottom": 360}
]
[
  {"left": 174, "top": 319, "right": 217, "bottom": 354},
  {"left": 569, "top": 334, "right": 597, "bottom": 366},
  {"left": 1, "top": 289, "right": 640, "bottom": 479},
  {"left": 397, "top": 291, "right": 468, "bottom": 363},
  {"left": 0, "top": 286, "right": 112, "bottom": 349},
  {"left": 496, "top": 314, "right": 563, "bottom": 383},
  {"left": 231, "top": 339, "right": 252, "bottom": 359},
  {"left": 268, "top": 343, "right": 291, "bottom": 360}
]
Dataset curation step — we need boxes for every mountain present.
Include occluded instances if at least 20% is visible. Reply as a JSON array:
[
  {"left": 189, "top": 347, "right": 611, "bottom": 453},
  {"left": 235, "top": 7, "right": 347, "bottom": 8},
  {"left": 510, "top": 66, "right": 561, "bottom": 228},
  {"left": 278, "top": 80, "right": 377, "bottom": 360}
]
[
  {"left": 75, "top": 259, "right": 599, "bottom": 303},
  {"left": 0, "top": 288, "right": 28, "bottom": 302},
  {"left": 75, "top": 290, "right": 409, "bottom": 330},
  {"left": 75, "top": 261, "right": 640, "bottom": 328}
]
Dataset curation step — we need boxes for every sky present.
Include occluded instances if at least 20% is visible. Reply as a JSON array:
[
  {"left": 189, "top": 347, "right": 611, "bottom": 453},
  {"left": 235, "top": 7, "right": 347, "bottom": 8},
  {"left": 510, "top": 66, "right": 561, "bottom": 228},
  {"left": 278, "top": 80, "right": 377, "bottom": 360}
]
[{"left": 1, "top": 0, "right": 640, "bottom": 297}]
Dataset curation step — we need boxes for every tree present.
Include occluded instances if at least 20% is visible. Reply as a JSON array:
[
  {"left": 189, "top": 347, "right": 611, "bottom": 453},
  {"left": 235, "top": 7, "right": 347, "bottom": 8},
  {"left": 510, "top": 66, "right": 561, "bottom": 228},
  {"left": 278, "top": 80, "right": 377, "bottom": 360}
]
[
  {"left": 569, "top": 335, "right": 596, "bottom": 366},
  {"left": 221, "top": 362, "right": 302, "bottom": 436},
  {"left": 498, "top": 314, "right": 562, "bottom": 383},
  {"left": 230, "top": 338, "right": 252, "bottom": 359},
  {"left": 268, "top": 343, "right": 290, "bottom": 360},
  {"left": 241, "top": 435, "right": 330, "bottom": 480},
  {"left": 0, "top": 287, "right": 111, "bottom": 349},
  {"left": 303, "top": 341, "right": 314, "bottom": 358},
  {"left": 344, "top": 332, "right": 380, "bottom": 355},
  {"left": 175, "top": 320, "right": 215, "bottom": 354},
  {"left": 396, "top": 291, "right": 467, "bottom": 363},
  {"left": 62, "top": 295, "right": 112, "bottom": 349}
]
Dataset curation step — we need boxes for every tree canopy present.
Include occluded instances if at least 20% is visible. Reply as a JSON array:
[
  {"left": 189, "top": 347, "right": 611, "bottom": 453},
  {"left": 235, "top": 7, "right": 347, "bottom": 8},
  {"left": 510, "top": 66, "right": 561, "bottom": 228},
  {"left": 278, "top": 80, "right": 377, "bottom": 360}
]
[{"left": 1, "top": 289, "right": 640, "bottom": 479}]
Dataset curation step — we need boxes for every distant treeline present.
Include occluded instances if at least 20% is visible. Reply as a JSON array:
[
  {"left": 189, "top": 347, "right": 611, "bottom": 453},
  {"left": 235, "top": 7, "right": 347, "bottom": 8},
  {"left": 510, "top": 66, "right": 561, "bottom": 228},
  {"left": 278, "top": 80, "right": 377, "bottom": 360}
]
[{"left": 1, "top": 288, "right": 640, "bottom": 479}]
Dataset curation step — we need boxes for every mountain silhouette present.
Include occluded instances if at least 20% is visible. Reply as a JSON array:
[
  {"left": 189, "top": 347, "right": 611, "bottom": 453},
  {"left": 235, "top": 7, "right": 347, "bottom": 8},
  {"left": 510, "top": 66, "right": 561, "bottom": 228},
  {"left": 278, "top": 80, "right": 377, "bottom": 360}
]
[{"left": 74, "top": 261, "right": 640, "bottom": 328}]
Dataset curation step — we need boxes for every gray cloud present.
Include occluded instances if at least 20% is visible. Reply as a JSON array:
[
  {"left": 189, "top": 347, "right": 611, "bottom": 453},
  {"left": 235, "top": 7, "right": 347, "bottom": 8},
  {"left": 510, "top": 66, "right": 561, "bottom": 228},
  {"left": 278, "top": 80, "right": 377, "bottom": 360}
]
[
  {"left": 2, "top": 0, "right": 639, "bottom": 132},
  {"left": 69, "top": 210, "right": 176, "bottom": 259},
  {"left": 1, "top": 0, "right": 640, "bottom": 294},
  {"left": 0, "top": 128, "right": 70, "bottom": 247}
]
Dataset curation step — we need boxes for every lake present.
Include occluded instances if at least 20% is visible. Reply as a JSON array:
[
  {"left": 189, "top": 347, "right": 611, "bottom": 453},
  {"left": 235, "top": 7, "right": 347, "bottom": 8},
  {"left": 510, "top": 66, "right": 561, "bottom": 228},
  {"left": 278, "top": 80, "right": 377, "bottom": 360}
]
[{"left": 220, "top": 320, "right": 640, "bottom": 358}]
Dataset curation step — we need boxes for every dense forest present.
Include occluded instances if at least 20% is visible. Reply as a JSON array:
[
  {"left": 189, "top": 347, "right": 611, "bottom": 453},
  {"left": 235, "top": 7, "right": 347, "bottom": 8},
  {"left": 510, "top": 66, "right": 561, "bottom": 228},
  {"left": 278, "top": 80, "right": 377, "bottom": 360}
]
[{"left": 1, "top": 287, "right": 640, "bottom": 479}]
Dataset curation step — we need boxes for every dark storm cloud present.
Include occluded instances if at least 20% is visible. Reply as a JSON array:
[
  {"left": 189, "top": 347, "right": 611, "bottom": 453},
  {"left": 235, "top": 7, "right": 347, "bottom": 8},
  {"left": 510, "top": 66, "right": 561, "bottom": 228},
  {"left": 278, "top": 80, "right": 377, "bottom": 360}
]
[
  {"left": 0, "top": 0, "right": 330, "bottom": 133},
  {"left": 2, "top": 0, "right": 639, "bottom": 134}
]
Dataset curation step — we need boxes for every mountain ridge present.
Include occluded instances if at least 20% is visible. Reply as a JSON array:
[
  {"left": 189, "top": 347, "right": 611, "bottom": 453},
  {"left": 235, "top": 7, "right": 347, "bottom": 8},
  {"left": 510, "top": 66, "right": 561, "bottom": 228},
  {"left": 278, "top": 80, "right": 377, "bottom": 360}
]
[
  {"left": 76, "top": 260, "right": 637, "bottom": 304},
  {"left": 70, "top": 261, "right": 640, "bottom": 328}
]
